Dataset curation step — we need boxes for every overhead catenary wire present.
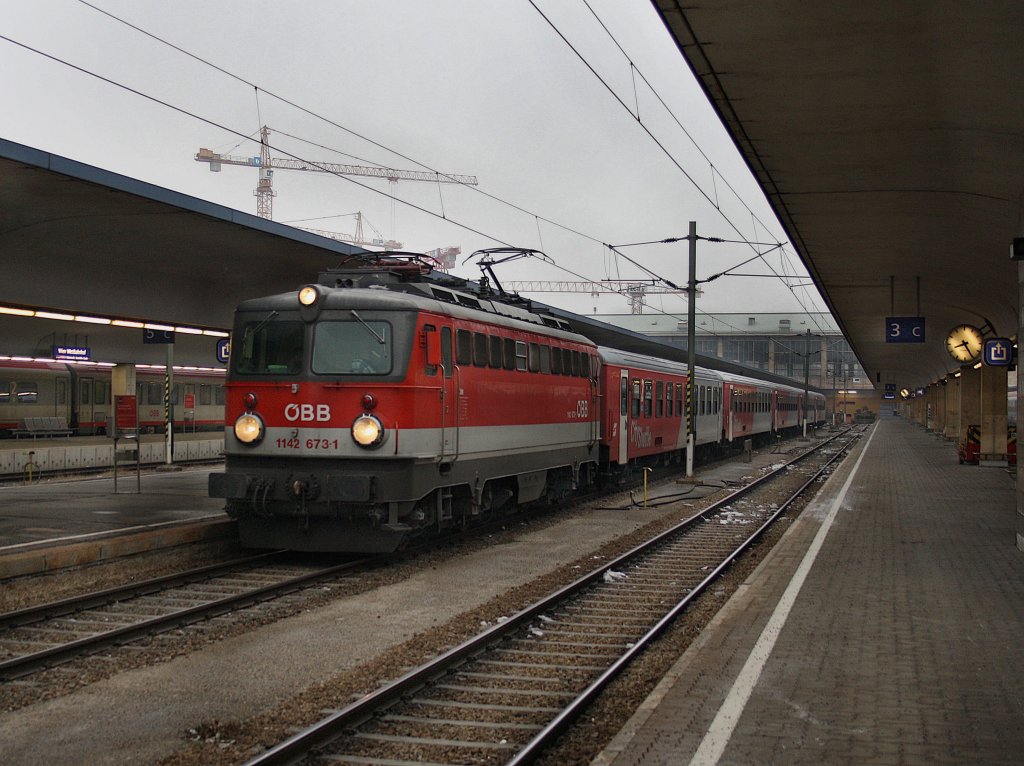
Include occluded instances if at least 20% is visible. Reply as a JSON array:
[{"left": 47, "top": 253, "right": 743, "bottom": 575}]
[{"left": 23, "top": 3, "right": 828, "bottom": 338}]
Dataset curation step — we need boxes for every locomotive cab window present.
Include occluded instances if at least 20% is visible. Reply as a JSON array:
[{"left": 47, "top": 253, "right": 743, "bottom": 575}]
[
  {"left": 235, "top": 317, "right": 304, "bottom": 375},
  {"left": 313, "top": 321, "right": 393, "bottom": 375}
]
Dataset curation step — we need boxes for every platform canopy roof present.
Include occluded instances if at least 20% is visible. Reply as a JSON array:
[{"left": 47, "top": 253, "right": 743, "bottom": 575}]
[
  {"left": 0, "top": 138, "right": 366, "bottom": 330},
  {"left": 652, "top": 1, "right": 1024, "bottom": 390}
]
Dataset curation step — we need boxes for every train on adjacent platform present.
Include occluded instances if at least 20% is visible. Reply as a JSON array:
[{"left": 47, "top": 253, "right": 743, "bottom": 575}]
[
  {"left": 209, "top": 260, "right": 827, "bottom": 553},
  {"left": 0, "top": 359, "right": 225, "bottom": 436}
]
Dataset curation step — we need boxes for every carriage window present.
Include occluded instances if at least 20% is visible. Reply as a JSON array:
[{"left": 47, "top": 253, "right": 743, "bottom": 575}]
[
  {"left": 632, "top": 379, "right": 641, "bottom": 418},
  {"left": 473, "top": 332, "right": 488, "bottom": 367},
  {"left": 57, "top": 379, "right": 67, "bottom": 405},
  {"left": 215, "top": 384, "right": 225, "bottom": 406},
  {"left": 235, "top": 317, "right": 304, "bottom": 375},
  {"left": 17, "top": 381, "right": 39, "bottom": 404},
  {"left": 94, "top": 380, "right": 107, "bottom": 406},
  {"left": 489, "top": 335, "right": 503, "bottom": 368},
  {"left": 643, "top": 380, "right": 653, "bottom": 417},
  {"left": 656, "top": 381, "right": 664, "bottom": 417},
  {"left": 147, "top": 382, "right": 162, "bottom": 406},
  {"left": 172, "top": 384, "right": 180, "bottom": 405},
  {"left": 666, "top": 382, "right": 674, "bottom": 416},
  {"left": 620, "top": 377, "right": 628, "bottom": 415},
  {"left": 715, "top": 387, "right": 721, "bottom": 414},
  {"left": 677, "top": 384, "right": 684, "bottom": 417},
  {"left": 80, "top": 380, "right": 91, "bottom": 405},
  {"left": 441, "top": 327, "right": 453, "bottom": 378},
  {"left": 200, "top": 384, "right": 212, "bottom": 406},
  {"left": 455, "top": 329, "right": 472, "bottom": 366},
  {"left": 515, "top": 341, "right": 528, "bottom": 371},
  {"left": 312, "top": 321, "right": 393, "bottom": 375}
]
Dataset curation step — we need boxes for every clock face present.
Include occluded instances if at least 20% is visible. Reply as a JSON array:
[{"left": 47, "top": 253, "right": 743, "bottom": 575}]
[{"left": 945, "top": 324, "right": 984, "bottom": 362}]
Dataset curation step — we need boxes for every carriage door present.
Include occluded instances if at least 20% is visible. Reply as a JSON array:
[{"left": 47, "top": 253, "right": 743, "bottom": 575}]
[
  {"left": 439, "top": 326, "right": 458, "bottom": 460},
  {"left": 79, "top": 377, "right": 95, "bottom": 433},
  {"left": 618, "top": 369, "right": 628, "bottom": 463}
]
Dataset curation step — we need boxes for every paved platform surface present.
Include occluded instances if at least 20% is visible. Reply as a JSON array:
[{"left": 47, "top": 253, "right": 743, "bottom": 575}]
[
  {"left": 593, "top": 417, "right": 1024, "bottom": 766},
  {"left": 0, "top": 465, "right": 224, "bottom": 550}
]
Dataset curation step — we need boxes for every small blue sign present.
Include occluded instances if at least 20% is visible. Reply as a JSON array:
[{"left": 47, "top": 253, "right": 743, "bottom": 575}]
[
  {"left": 53, "top": 345, "right": 89, "bottom": 361},
  {"left": 984, "top": 338, "right": 1014, "bottom": 366},
  {"left": 216, "top": 337, "right": 231, "bottom": 364},
  {"left": 885, "top": 317, "right": 925, "bottom": 343}
]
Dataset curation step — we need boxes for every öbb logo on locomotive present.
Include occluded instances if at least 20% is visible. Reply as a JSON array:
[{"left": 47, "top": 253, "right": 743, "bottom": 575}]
[
  {"left": 207, "top": 258, "right": 826, "bottom": 555},
  {"left": 284, "top": 403, "right": 332, "bottom": 422}
]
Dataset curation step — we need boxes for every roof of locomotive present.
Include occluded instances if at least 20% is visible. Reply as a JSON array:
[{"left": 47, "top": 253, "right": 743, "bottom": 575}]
[{"left": 234, "top": 276, "right": 597, "bottom": 346}]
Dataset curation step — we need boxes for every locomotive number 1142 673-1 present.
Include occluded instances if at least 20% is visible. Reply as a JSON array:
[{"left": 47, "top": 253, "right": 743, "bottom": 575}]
[{"left": 275, "top": 437, "right": 341, "bottom": 450}]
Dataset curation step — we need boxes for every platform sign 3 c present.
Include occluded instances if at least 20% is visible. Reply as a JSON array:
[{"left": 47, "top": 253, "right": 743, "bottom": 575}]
[
  {"left": 885, "top": 317, "right": 925, "bottom": 343},
  {"left": 984, "top": 338, "right": 1014, "bottom": 366}
]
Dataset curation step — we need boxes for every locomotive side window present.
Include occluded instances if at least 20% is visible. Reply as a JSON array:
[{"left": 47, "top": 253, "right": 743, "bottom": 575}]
[
  {"left": 441, "top": 327, "right": 453, "bottom": 378},
  {"left": 502, "top": 338, "right": 515, "bottom": 370},
  {"left": 528, "top": 343, "right": 540, "bottom": 373},
  {"left": 489, "top": 335, "right": 503, "bottom": 368},
  {"left": 313, "top": 321, "right": 393, "bottom": 375},
  {"left": 455, "top": 329, "right": 472, "bottom": 366},
  {"left": 515, "top": 341, "right": 528, "bottom": 371},
  {"left": 550, "top": 347, "right": 561, "bottom": 374},
  {"left": 235, "top": 318, "right": 304, "bottom": 375},
  {"left": 539, "top": 345, "right": 551, "bottom": 374},
  {"left": 473, "top": 332, "right": 488, "bottom": 367}
]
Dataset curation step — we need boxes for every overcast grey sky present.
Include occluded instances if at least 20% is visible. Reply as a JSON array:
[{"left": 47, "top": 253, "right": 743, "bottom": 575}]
[{"left": 0, "top": 0, "right": 827, "bottom": 321}]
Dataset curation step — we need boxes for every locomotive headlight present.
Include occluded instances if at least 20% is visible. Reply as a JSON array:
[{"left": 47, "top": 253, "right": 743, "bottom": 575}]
[
  {"left": 234, "top": 412, "right": 265, "bottom": 445},
  {"left": 351, "top": 414, "right": 384, "bottom": 448},
  {"left": 298, "top": 286, "right": 319, "bottom": 306}
]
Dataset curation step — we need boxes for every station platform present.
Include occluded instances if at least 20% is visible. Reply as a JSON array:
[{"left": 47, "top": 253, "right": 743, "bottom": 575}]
[{"left": 593, "top": 416, "right": 1024, "bottom": 765}]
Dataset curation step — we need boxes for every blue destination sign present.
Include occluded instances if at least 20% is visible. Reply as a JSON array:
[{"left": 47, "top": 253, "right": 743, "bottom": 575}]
[
  {"left": 52, "top": 345, "right": 89, "bottom": 361},
  {"left": 885, "top": 317, "right": 925, "bottom": 343},
  {"left": 984, "top": 338, "right": 1014, "bottom": 367}
]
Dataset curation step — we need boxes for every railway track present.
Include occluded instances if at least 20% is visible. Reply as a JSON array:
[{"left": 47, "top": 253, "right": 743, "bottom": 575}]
[
  {"left": 244, "top": 428, "right": 861, "bottom": 766},
  {"left": 0, "top": 552, "right": 375, "bottom": 681}
]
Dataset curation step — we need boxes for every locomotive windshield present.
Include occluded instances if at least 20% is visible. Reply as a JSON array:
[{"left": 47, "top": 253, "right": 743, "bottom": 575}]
[
  {"left": 234, "top": 316, "right": 304, "bottom": 375},
  {"left": 312, "top": 320, "right": 393, "bottom": 375}
]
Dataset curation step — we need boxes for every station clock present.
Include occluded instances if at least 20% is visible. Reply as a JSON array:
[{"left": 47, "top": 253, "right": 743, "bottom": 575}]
[{"left": 945, "top": 324, "right": 984, "bottom": 362}]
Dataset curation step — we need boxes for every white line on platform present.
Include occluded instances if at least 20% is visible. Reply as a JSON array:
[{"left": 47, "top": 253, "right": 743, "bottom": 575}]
[{"left": 688, "top": 426, "right": 878, "bottom": 766}]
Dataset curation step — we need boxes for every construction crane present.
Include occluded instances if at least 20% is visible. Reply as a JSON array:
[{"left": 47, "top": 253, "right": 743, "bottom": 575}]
[
  {"left": 503, "top": 280, "right": 699, "bottom": 314},
  {"left": 196, "top": 126, "right": 479, "bottom": 221},
  {"left": 295, "top": 212, "right": 402, "bottom": 250}
]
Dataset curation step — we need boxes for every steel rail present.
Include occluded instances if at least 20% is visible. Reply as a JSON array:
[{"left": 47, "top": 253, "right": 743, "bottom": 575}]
[
  {"left": 0, "top": 551, "right": 284, "bottom": 630},
  {"left": 0, "top": 554, "right": 379, "bottom": 680},
  {"left": 244, "top": 428, "right": 857, "bottom": 766}
]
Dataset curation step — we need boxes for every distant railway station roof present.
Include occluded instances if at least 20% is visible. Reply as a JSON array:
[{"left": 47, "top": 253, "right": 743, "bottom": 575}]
[
  {"left": 0, "top": 137, "right": 366, "bottom": 328},
  {"left": 653, "top": 1, "right": 1024, "bottom": 389}
]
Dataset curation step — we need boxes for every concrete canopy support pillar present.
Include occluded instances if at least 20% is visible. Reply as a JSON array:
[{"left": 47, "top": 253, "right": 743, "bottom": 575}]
[
  {"left": 979, "top": 364, "right": 1008, "bottom": 465},
  {"left": 944, "top": 377, "right": 959, "bottom": 440},
  {"left": 959, "top": 366, "right": 981, "bottom": 446}
]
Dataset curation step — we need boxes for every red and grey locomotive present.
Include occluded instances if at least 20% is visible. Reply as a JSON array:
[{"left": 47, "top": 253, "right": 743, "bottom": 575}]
[{"left": 210, "top": 260, "right": 826, "bottom": 553}]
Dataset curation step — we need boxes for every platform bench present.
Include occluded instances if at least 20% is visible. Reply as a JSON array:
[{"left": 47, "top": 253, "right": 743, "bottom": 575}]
[{"left": 13, "top": 416, "right": 75, "bottom": 439}]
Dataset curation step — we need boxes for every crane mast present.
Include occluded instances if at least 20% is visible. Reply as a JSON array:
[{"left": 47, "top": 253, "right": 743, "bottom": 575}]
[{"left": 196, "top": 125, "right": 479, "bottom": 222}]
